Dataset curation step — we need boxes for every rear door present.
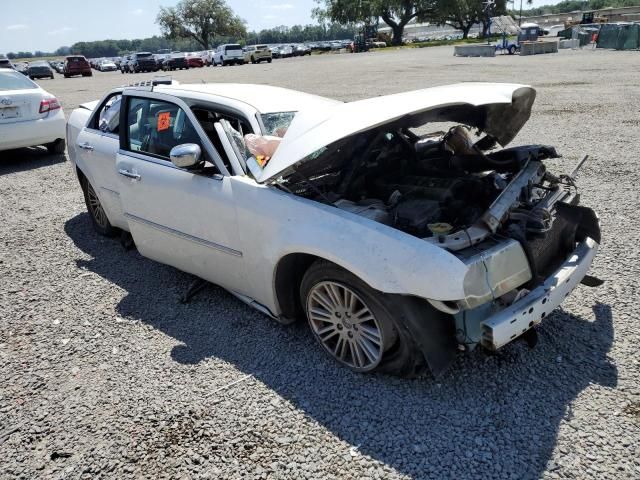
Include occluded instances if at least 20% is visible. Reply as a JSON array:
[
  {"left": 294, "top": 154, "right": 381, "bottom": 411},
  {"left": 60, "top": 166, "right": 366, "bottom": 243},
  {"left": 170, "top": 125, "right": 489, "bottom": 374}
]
[
  {"left": 74, "top": 92, "right": 126, "bottom": 228},
  {"left": 115, "top": 91, "right": 247, "bottom": 291}
]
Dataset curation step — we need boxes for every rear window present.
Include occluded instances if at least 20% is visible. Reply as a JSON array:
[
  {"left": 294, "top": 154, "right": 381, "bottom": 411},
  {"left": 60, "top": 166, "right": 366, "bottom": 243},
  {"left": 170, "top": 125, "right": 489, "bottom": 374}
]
[
  {"left": 0, "top": 71, "right": 37, "bottom": 90},
  {"left": 256, "top": 45, "right": 268, "bottom": 50},
  {"left": 68, "top": 57, "right": 87, "bottom": 63},
  {"left": 137, "top": 52, "right": 153, "bottom": 58},
  {"left": 225, "top": 44, "right": 241, "bottom": 52}
]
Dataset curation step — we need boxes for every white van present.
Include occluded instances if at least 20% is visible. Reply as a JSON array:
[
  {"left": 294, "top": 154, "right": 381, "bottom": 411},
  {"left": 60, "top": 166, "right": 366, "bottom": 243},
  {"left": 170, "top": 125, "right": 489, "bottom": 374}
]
[{"left": 213, "top": 44, "right": 243, "bottom": 66}]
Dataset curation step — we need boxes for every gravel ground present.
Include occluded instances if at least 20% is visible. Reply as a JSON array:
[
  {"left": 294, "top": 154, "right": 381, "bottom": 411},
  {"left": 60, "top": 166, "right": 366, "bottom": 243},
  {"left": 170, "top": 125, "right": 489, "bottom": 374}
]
[{"left": 1, "top": 46, "right": 639, "bottom": 480}]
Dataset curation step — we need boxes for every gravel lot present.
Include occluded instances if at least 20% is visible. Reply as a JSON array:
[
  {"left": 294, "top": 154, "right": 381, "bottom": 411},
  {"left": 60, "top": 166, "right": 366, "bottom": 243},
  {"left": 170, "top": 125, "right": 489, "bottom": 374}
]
[{"left": 1, "top": 46, "right": 639, "bottom": 479}]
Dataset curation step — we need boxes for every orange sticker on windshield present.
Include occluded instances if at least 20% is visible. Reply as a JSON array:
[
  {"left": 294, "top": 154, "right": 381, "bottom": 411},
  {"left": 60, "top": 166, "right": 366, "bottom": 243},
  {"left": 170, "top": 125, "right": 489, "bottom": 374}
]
[{"left": 157, "top": 111, "right": 171, "bottom": 131}]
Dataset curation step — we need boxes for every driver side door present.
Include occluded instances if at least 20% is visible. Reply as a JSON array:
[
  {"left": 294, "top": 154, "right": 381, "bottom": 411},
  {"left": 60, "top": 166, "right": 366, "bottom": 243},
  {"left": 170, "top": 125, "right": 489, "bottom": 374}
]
[{"left": 115, "top": 93, "right": 247, "bottom": 292}]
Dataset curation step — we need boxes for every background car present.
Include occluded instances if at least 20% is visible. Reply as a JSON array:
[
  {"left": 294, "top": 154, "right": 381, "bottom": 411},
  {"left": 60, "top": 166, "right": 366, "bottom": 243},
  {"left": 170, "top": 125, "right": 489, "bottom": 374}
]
[
  {"left": 213, "top": 44, "right": 243, "bottom": 66},
  {"left": 294, "top": 44, "right": 312, "bottom": 56},
  {"left": 162, "top": 52, "right": 189, "bottom": 71},
  {"left": 128, "top": 52, "right": 158, "bottom": 73},
  {"left": 186, "top": 53, "right": 204, "bottom": 68},
  {"left": 98, "top": 59, "right": 117, "bottom": 72},
  {"left": 119, "top": 55, "right": 131, "bottom": 74},
  {"left": 203, "top": 50, "right": 215, "bottom": 66},
  {"left": 279, "top": 45, "right": 294, "bottom": 58},
  {"left": 16, "top": 62, "right": 30, "bottom": 75},
  {"left": 244, "top": 45, "right": 272, "bottom": 64},
  {"left": 0, "top": 57, "right": 15, "bottom": 69},
  {"left": 0, "top": 68, "right": 66, "bottom": 154},
  {"left": 64, "top": 55, "right": 92, "bottom": 78},
  {"left": 270, "top": 46, "right": 281, "bottom": 59},
  {"left": 28, "top": 61, "right": 55, "bottom": 80}
]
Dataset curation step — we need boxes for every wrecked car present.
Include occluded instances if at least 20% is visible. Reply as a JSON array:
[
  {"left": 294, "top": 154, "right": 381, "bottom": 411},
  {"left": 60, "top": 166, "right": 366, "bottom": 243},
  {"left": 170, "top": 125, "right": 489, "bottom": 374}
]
[{"left": 66, "top": 81, "right": 601, "bottom": 376}]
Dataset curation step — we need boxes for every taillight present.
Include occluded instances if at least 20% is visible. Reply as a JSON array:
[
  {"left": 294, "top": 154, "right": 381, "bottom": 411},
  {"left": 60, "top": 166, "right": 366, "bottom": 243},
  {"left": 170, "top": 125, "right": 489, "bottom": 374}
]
[{"left": 39, "top": 96, "right": 61, "bottom": 114}]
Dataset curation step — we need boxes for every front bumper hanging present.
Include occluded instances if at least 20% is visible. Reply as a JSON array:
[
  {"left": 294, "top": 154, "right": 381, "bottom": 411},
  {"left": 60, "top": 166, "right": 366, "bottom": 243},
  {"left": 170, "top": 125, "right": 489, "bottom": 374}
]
[{"left": 480, "top": 237, "right": 599, "bottom": 350}]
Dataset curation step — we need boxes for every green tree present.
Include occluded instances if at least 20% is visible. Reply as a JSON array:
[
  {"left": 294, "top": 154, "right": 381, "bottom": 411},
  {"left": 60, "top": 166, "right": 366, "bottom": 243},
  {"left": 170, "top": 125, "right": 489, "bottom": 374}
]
[
  {"left": 315, "top": 0, "right": 438, "bottom": 45},
  {"left": 156, "top": 0, "right": 246, "bottom": 50},
  {"left": 435, "top": 0, "right": 481, "bottom": 39}
]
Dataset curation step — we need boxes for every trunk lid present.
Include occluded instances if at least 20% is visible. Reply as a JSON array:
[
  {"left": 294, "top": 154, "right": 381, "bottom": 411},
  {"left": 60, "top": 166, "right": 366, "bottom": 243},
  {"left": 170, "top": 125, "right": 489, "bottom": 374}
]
[
  {"left": 0, "top": 89, "right": 47, "bottom": 123},
  {"left": 256, "top": 83, "right": 536, "bottom": 183}
]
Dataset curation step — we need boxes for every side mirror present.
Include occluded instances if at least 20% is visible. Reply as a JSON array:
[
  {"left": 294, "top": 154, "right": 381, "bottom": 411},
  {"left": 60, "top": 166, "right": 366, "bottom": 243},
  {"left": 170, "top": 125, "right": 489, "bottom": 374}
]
[{"left": 170, "top": 143, "right": 201, "bottom": 169}]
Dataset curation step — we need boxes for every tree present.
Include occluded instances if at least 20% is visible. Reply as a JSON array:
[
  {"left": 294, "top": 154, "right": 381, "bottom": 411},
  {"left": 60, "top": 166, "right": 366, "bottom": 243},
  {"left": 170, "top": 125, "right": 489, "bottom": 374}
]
[
  {"left": 435, "top": 0, "right": 482, "bottom": 39},
  {"left": 315, "top": 0, "right": 438, "bottom": 45},
  {"left": 156, "top": 0, "right": 246, "bottom": 50}
]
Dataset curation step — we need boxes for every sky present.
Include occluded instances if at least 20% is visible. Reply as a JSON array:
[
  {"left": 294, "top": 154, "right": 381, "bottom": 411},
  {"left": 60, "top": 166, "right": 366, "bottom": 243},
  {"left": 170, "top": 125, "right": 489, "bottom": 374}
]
[{"left": 0, "top": 0, "right": 561, "bottom": 53}]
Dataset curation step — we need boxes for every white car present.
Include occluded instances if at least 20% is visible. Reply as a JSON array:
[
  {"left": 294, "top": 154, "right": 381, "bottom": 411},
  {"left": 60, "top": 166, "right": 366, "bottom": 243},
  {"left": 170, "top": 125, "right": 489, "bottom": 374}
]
[
  {"left": 66, "top": 81, "right": 601, "bottom": 376},
  {"left": 0, "top": 68, "right": 66, "bottom": 154},
  {"left": 98, "top": 60, "right": 118, "bottom": 72},
  {"left": 212, "top": 44, "right": 244, "bottom": 66}
]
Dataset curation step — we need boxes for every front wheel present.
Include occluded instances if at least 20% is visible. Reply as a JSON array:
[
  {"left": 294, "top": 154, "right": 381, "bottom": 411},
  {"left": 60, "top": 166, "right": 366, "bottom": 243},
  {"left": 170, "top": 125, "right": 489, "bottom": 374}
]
[
  {"left": 508, "top": 45, "right": 517, "bottom": 55},
  {"left": 301, "top": 261, "right": 406, "bottom": 373},
  {"left": 82, "top": 178, "right": 117, "bottom": 237}
]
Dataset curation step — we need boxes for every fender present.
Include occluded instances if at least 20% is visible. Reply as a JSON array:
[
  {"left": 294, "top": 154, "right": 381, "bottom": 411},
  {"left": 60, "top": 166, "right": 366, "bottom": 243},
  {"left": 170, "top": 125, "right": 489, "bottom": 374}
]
[{"left": 230, "top": 177, "right": 469, "bottom": 315}]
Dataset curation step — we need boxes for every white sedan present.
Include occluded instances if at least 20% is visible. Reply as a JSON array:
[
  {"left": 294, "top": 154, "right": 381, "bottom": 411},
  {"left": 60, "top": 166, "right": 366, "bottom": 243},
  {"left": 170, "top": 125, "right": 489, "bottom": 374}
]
[
  {"left": 0, "top": 68, "right": 66, "bottom": 153},
  {"left": 66, "top": 81, "right": 601, "bottom": 376}
]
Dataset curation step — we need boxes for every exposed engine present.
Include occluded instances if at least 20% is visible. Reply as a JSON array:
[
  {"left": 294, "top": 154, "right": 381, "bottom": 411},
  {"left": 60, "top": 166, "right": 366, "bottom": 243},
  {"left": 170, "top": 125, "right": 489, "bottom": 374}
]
[
  {"left": 278, "top": 124, "right": 600, "bottom": 286},
  {"left": 281, "top": 125, "right": 561, "bottom": 239}
]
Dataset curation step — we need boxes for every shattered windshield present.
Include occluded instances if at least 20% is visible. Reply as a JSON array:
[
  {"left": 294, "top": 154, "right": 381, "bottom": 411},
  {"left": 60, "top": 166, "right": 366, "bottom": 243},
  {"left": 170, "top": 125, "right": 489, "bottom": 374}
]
[{"left": 261, "top": 112, "right": 296, "bottom": 137}]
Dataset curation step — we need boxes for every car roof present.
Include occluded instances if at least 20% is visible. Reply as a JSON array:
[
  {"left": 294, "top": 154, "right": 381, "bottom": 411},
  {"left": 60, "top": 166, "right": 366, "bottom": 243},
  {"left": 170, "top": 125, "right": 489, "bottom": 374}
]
[{"left": 158, "top": 83, "right": 341, "bottom": 114}]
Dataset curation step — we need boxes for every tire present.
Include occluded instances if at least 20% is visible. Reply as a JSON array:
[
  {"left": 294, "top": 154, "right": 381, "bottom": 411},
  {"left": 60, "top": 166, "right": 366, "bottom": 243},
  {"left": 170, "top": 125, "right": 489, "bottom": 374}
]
[
  {"left": 221, "top": 60, "right": 226, "bottom": 67},
  {"left": 508, "top": 45, "right": 516, "bottom": 55},
  {"left": 81, "top": 178, "right": 117, "bottom": 237},
  {"left": 300, "top": 260, "right": 426, "bottom": 374},
  {"left": 267, "top": 58, "right": 272, "bottom": 63},
  {"left": 251, "top": 56, "right": 256, "bottom": 64},
  {"left": 46, "top": 139, "right": 65, "bottom": 155}
]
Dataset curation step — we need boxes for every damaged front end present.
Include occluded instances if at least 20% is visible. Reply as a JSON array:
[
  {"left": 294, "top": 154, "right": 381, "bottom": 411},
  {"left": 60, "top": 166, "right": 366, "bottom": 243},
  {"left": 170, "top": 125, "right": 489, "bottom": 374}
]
[{"left": 267, "top": 83, "right": 600, "bottom": 357}]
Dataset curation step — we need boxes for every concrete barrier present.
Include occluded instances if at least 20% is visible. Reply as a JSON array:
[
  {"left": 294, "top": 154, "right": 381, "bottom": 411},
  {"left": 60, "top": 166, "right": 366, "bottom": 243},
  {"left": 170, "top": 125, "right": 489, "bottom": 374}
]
[
  {"left": 453, "top": 45, "right": 496, "bottom": 57},
  {"left": 520, "top": 41, "right": 559, "bottom": 56},
  {"left": 559, "top": 39, "right": 580, "bottom": 49}
]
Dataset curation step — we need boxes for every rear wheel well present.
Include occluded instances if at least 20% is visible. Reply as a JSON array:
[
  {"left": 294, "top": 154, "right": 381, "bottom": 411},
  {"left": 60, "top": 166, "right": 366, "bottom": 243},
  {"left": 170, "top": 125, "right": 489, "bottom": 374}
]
[
  {"left": 76, "top": 166, "right": 87, "bottom": 189},
  {"left": 274, "top": 253, "right": 320, "bottom": 320}
]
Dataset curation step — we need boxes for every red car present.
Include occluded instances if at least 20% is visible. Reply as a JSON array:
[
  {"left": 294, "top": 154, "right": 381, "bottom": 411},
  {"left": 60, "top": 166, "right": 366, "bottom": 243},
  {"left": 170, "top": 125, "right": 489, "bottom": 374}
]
[
  {"left": 64, "top": 55, "right": 92, "bottom": 78},
  {"left": 186, "top": 56, "right": 204, "bottom": 68}
]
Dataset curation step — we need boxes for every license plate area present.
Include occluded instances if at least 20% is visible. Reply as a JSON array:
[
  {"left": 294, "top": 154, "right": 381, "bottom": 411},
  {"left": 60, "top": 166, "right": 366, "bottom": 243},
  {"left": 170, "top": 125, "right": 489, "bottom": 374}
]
[{"left": 0, "top": 107, "right": 20, "bottom": 119}]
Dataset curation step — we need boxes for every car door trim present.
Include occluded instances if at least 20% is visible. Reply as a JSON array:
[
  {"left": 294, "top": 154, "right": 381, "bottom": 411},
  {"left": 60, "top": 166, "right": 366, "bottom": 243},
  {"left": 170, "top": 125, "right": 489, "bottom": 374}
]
[
  {"left": 118, "top": 150, "right": 224, "bottom": 180},
  {"left": 124, "top": 212, "right": 243, "bottom": 257}
]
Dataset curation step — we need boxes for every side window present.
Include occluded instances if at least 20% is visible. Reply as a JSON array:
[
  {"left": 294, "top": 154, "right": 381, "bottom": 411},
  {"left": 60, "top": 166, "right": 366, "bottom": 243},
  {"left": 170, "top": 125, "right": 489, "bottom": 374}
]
[
  {"left": 126, "top": 97, "right": 202, "bottom": 160},
  {"left": 95, "top": 94, "right": 122, "bottom": 134}
]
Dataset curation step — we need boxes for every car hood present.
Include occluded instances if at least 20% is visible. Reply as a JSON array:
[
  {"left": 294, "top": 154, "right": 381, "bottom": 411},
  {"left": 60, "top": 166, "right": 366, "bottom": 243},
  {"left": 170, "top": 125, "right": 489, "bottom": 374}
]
[{"left": 256, "top": 83, "right": 536, "bottom": 183}]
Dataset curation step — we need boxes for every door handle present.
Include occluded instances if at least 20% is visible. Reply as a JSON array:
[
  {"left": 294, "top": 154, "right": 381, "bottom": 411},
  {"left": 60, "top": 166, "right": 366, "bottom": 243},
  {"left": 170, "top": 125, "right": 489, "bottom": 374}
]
[
  {"left": 78, "top": 142, "right": 94, "bottom": 151},
  {"left": 118, "top": 169, "right": 141, "bottom": 180}
]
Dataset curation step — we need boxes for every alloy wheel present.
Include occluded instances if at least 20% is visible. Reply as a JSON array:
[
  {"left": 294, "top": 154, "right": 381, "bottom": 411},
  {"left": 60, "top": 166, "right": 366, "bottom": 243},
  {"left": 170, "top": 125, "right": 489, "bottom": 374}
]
[
  {"left": 86, "top": 183, "right": 108, "bottom": 229},
  {"left": 306, "top": 281, "right": 385, "bottom": 371}
]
